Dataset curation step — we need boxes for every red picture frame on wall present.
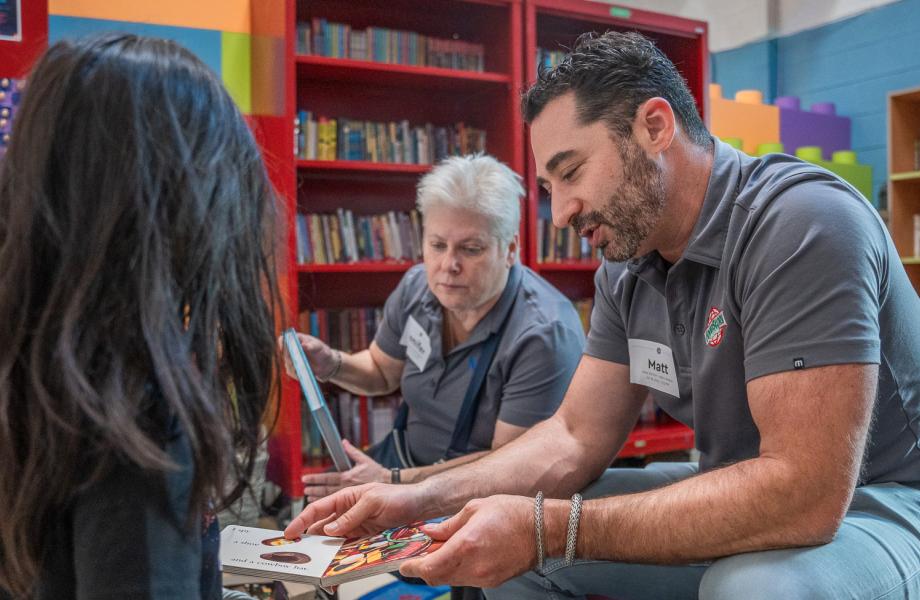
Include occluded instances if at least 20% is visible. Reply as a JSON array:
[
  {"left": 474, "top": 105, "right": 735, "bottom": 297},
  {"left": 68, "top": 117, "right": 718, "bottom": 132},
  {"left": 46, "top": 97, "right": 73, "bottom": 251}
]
[
  {"left": 0, "top": 0, "right": 47, "bottom": 77},
  {"left": 0, "top": 0, "right": 21, "bottom": 41}
]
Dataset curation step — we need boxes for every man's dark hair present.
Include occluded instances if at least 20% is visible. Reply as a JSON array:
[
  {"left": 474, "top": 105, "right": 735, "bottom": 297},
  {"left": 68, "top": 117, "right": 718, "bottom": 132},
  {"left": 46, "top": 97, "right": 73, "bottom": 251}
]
[{"left": 522, "top": 31, "right": 711, "bottom": 147}]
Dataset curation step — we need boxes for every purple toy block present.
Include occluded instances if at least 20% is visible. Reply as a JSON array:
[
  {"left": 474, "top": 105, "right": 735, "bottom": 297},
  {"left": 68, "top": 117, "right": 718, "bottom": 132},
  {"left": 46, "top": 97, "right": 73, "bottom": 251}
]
[
  {"left": 809, "top": 102, "right": 836, "bottom": 115},
  {"left": 775, "top": 96, "right": 851, "bottom": 159},
  {"left": 774, "top": 96, "right": 801, "bottom": 110}
]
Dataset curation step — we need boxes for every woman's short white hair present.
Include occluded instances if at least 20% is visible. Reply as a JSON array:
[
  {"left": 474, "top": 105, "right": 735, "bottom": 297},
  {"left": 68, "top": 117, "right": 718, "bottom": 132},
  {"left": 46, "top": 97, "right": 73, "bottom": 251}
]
[{"left": 416, "top": 153, "right": 523, "bottom": 245}]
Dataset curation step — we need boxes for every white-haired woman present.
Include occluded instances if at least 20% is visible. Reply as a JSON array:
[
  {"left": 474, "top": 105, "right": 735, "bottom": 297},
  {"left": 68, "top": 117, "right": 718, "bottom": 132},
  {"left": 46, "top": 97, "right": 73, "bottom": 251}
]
[{"left": 288, "top": 154, "right": 585, "bottom": 501}]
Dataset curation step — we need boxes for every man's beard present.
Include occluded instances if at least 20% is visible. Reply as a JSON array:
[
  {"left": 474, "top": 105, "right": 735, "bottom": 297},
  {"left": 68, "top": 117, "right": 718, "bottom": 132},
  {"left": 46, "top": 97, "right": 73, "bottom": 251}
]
[{"left": 571, "top": 137, "right": 666, "bottom": 262}]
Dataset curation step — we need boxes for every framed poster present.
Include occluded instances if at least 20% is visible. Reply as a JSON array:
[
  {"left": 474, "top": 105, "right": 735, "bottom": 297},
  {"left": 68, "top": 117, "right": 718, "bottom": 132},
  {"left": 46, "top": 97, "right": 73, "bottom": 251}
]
[{"left": 0, "top": 0, "right": 21, "bottom": 42}]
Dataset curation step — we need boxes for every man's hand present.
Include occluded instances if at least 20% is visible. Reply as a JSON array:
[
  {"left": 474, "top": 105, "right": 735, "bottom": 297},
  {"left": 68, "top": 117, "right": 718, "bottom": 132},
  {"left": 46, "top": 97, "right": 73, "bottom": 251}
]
[
  {"left": 277, "top": 331, "right": 338, "bottom": 380},
  {"left": 302, "top": 440, "right": 390, "bottom": 501},
  {"left": 284, "top": 481, "right": 430, "bottom": 539},
  {"left": 399, "top": 495, "right": 537, "bottom": 588}
]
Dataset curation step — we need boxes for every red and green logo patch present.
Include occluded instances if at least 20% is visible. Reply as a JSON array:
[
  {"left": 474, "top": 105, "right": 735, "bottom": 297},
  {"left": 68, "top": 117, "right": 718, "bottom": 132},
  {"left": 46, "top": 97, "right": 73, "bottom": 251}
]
[{"left": 705, "top": 307, "right": 726, "bottom": 347}]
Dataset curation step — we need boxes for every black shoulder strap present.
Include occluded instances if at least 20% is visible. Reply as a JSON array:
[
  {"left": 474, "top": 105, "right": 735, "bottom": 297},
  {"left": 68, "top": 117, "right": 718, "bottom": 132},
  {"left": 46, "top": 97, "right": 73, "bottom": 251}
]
[
  {"left": 394, "top": 294, "right": 516, "bottom": 462},
  {"left": 443, "top": 327, "right": 503, "bottom": 460}
]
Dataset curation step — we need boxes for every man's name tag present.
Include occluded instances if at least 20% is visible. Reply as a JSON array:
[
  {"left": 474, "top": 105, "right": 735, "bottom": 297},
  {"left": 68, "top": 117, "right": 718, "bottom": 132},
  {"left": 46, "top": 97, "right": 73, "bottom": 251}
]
[
  {"left": 399, "top": 315, "right": 431, "bottom": 372},
  {"left": 627, "top": 339, "right": 679, "bottom": 397}
]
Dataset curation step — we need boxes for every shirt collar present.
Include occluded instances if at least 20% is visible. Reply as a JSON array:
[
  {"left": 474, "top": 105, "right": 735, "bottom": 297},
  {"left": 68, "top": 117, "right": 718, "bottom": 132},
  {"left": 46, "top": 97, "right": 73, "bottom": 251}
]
[{"left": 680, "top": 138, "right": 742, "bottom": 267}]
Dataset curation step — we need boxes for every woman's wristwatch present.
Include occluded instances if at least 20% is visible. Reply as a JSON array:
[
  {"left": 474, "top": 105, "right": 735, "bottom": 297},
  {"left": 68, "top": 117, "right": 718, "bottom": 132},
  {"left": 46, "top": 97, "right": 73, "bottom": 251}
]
[{"left": 390, "top": 467, "right": 401, "bottom": 484}]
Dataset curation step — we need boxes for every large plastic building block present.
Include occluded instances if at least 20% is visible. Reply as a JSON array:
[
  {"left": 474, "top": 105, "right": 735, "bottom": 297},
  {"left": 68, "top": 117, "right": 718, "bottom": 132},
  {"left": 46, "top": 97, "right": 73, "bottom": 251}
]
[
  {"left": 774, "top": 96, "right": 851, "bottom": 159},
  {"left": 709, "top": 84, "right": 780, "bottom": 156},
  {"left": 795, "top": 146, "right": 873, "bottom": 201},
  {"left": 756, "top": 142, "right": 785, "bottom": 156}
]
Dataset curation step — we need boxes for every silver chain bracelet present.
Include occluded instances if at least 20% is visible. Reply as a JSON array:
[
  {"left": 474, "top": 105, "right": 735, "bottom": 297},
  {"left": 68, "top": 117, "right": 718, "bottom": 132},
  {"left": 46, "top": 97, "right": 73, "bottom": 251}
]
[
  {"left": 317, "top": 348, "right": 342, "bottom": 382},
  {"left": 534, "top": 491, "right": 545, "bottom": 574},
  {"left": 564, "top": 493, "right": 583, "bottom": 566}
]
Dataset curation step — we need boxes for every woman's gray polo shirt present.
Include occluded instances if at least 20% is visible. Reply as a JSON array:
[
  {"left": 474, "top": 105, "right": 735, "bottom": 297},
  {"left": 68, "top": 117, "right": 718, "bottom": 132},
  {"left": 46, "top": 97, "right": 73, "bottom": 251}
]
[
  {"left": 374, "top": 263, "right": 586, "bottom": 465},
  {"left": 586, "top": 139, "right": 920, "bottom": 485}
]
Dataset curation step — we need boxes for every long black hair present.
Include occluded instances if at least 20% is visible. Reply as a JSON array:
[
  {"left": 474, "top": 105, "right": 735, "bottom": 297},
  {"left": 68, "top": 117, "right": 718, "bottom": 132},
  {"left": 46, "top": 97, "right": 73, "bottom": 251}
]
[{"left": 0, "top": 33, "right": 280, "bottom": 593}]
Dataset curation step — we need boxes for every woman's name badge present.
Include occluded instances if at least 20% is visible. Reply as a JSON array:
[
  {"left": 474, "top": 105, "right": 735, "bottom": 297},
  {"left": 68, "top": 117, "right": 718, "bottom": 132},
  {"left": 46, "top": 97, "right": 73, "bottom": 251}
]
[
  {"left": 627, "top": 339, "right": 679, "bottom": 397},
  {"left": 400, "top": 316, "right": 431, "bottom": 371}
]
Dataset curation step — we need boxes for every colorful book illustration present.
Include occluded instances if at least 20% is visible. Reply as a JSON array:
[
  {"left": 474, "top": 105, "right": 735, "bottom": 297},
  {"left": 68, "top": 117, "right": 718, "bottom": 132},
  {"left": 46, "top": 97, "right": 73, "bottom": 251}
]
[{"left": 220, "top": 523, "right": 439, "bottom": 588}]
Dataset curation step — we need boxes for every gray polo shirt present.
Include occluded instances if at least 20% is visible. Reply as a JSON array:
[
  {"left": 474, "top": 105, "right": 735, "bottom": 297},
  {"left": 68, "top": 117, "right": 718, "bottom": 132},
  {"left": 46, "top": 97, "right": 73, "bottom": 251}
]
[
  {"left": 587, "top": 139, "right": 920, "bottom": 484},
  {"left": 375, "top": 263, "right": 585, "bottom": 465}
]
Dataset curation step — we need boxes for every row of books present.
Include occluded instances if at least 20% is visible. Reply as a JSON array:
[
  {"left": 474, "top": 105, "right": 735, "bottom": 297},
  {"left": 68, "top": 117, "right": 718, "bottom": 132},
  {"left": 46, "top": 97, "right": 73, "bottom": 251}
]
[
  {"left": 297, "top": 307, "right": 385, "bottom": 356},
  {"left": 295, "top": 209, "right": 424, "bottom": 265},
  {"left": 303, "top": 393, "right": 401, "bottom": 459},
  {"left": 537, "top": 47, "right": 568, "bottom": 73},
  {"left": 536, "top": 218, "right": 603, "bottom": 262},
  {"left": 296, "top": 19, "right": 486, "bottom": 72},
  {"left": 295, "top": 111, "right": 487, "bottom": 165}
]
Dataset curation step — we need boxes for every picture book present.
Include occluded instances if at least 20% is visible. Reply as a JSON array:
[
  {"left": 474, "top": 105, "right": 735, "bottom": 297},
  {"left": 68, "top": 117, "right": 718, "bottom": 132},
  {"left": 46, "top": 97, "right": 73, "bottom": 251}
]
[
  {"left": 282, "top": 328, "right": 352, "bottom": 471},
  {"left": 220, "top": 522, "right": 440, "bottom": 589}
]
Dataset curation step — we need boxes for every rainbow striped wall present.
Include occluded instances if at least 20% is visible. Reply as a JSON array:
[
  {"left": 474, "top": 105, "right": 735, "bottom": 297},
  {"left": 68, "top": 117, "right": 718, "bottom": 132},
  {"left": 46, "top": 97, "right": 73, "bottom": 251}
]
[{"left": 47, "top": 0, "right": 252, "bottom": 114}]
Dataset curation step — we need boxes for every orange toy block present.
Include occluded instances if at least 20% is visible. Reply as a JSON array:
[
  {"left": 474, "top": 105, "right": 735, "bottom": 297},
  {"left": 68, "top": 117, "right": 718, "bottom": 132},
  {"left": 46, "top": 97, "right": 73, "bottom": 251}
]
[{"left": 708, "top": 84, "right": 780, "bottom": 156}]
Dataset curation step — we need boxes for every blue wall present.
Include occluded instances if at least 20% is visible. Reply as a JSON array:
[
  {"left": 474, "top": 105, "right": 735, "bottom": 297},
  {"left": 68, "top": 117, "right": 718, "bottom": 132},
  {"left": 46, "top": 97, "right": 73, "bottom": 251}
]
[{"left": 712, "top": 0, "right": 920, "bottom": 205}]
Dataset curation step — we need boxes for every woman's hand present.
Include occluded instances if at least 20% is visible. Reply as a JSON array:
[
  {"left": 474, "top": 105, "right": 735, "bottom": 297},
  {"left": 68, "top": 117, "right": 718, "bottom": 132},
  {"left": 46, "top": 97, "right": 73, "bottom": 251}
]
[
  {"left": 302, "top": 440, "right": 390, "bottom": 501},
  {"left": 277, "top": 332, "right": 339, "bottom": 380}
]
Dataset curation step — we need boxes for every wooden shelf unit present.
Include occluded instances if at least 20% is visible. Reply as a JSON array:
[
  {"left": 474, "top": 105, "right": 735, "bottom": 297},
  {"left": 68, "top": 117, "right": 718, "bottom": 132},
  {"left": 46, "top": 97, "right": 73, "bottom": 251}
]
[{"left": 887, "top": 86, "right": 920, "bottom": 293}]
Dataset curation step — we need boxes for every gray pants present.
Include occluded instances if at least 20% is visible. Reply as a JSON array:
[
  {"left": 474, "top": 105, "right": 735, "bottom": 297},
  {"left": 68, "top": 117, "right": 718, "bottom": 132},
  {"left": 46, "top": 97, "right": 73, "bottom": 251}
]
[{"left": 486, "top": 463, "right": 920, "bottom": 600}]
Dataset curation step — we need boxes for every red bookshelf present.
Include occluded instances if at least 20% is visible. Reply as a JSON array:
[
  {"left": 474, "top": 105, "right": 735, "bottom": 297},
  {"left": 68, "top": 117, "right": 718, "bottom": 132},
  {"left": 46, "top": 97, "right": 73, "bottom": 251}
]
[
  {"left": 296, "top": 261, "right": 418, "bottom": 274},
  {"left": 535, "top": 260, "right": 602, "bottom": 272},
  {"left": 297, "top": 159, "right": 432, "bottom": 174},
  {"left": 296, "top": 54, "right": 512, "bottom": 89},
  {"left": 522, "top": 0, "right": 708, "bottom": 450},
  {"left": 255, "top": 0, "right": 525, "bottom": 499}
]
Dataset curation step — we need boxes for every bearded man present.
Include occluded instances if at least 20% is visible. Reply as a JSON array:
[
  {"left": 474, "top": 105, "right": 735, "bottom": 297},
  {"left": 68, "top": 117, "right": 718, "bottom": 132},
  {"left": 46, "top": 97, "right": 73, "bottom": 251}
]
[{"left": 285, "top": 31, "right": 920, "bottom": 600}]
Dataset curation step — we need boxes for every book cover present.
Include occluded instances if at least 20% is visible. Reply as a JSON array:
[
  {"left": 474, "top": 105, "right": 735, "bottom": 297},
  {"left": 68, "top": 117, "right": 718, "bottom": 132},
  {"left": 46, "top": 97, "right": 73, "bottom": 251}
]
[{"left": 220, "top": 523, "right": 439, "bottom": 589}]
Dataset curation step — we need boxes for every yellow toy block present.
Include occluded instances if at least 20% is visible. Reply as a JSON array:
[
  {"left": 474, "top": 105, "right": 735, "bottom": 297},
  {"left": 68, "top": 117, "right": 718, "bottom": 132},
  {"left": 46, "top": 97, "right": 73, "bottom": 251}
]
[{"left": 709, "top": 84, "right": 780, "bottom": 156}]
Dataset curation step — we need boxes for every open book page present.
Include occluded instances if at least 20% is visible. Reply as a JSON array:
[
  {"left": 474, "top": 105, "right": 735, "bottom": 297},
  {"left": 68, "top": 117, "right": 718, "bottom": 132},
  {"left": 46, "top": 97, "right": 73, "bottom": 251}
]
[
  {"left": 221, "top": 522, "right": 441, "bottom": 587},
  {"left": 220, "top": 525, "right": 343, "bottom": 583}
]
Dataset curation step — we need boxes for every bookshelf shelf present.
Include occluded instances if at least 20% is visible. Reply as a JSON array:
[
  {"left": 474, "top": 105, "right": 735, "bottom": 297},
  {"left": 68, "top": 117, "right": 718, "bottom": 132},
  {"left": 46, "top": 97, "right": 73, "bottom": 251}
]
[
  {"left": 296, "top": 159, "right": 431, "bottom": 175},
  {"left": 619, "top": 420, "right": 695, "bottom": 458},
  {"left": 890, "top": 170, "right": 920, "bottom": 182},
  {"left": 535, "top": 260, "right": 601, "bottom": 272},
  {"left": 903, "top": 257, "right": 920, "bottom": 265},
  {"left": 295, "top": 54, "right": 511, "bottom": 89},
  {"left": 296, "top": 261, "right": 418, "bottom": 274}
]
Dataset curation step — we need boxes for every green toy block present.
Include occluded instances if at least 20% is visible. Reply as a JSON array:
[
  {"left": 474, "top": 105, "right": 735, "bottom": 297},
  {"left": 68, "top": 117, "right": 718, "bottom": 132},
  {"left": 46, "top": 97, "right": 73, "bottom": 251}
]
[
  {"left": 756, "top": 142, "right": 785, "bottom": 156},
  {"left": 796, "top": 147, "right": 872, "bottom": 201}
]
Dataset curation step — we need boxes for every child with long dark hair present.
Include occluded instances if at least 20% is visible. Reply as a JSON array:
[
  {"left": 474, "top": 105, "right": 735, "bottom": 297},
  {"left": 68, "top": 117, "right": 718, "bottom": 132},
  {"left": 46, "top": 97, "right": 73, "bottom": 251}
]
[{"left": 0, "top": 33, "right": 280, "bottom": 598}]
